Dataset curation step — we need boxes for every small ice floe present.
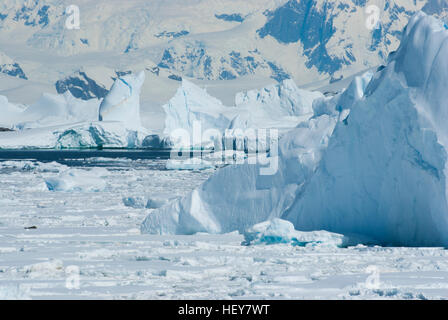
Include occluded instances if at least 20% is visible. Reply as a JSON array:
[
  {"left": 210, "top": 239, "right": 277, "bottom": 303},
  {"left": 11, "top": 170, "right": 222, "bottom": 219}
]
[
  {"left": 45, "top": 167, "right": 108, "bottom": 192},
  {"left": 0, "top": 285, "right": 30, "bottom": 300},
  {"left": 22, "top": 259, "right": 64, "bottom": 279},
  {"left": 122, "top": 196, "right": 146, "bottom": 209},
  {"left": 0, "top": 160, "right": 68, "bottom": 173},
  {"left": 123, "top": 196, "right": 168, "bottom": 209},
  {"left": 166, "top": 158, "right": 215, "bottom": 170},
  {"left": 242, "top": 218, "right": 347, "bottom": 248},
  {"left": 145, "top": 198, "right": 167, "bottom": 209}
]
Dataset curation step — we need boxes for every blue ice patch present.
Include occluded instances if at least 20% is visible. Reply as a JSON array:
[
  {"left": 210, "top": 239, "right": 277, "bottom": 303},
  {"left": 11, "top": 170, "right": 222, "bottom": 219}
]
[{"left": 119, "top": 78, "right": 132, "bottom": 96}]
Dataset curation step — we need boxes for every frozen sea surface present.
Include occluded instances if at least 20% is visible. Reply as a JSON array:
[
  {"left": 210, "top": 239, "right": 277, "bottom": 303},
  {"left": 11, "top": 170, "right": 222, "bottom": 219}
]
[{"left": 0, "top": 155, "right": 447, "bottom": 299}]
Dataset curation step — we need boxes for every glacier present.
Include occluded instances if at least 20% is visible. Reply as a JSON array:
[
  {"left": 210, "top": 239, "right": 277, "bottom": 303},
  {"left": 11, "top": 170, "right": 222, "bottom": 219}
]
[{"left": 141, "top": 13, "right": 448, "bottom": 247}]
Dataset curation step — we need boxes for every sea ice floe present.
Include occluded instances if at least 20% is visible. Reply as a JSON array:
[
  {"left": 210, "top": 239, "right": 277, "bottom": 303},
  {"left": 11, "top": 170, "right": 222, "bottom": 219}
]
[
  {"left": 166, "top": 158, "right": 215, "bottom": 171},
  {"left": 45, "top": 167, "right": 109, "bottom": 192},
  {"left": 242, "top": 219, "right": 347, "bottom": 247}
]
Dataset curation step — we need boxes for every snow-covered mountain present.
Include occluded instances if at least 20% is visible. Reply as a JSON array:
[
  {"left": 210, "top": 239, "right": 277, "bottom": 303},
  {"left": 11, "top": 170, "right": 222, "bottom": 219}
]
[
  {"left": 0, "top": 0, "right": 446, "bottom": 109},
  {"left": 0, "top": 51, "right": 27, "bottom": 79}
]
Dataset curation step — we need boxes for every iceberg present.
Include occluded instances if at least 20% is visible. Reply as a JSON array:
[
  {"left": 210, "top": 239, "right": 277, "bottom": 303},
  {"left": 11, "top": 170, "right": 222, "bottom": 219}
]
[
  {"left": 0, "top": 121, "right": 147, "bottom": 149},
  {"left": 242, "top": 219, "right": 347, "bottom": 247},
  {"left": 123, "top": 196, "right": 168, "bottom": 209},
  {"left": 123, "top": 196, "right": 147, "bottom": 209},
  {"left": 15, "top": 91, "right": 100, "bottom": 129},
  {"left": 223, "top": 80, "right": 322, "bottom": 153},
  {"left": 45, "top": 168, "right": 109, "bottom": 192},
  {"left": 285, "top": 12, "right": 448, "bottom": 247},
  {"left": 231, "top": 79, "right": 323, "bottom": 130},
  {"left": 162, "top": 79, "right": 323, "bottom": 150},
  {"left": 0, "top": 95, "right": 24, "bottom": 128},
  {"left": 142, "top": 13, "right": 448, "bottom": 247},
  {"left": 1, "top": 90, "right": 100, "bottom": 130},
  {"left": 141, "top": 113, "right": 337, "bottom": 235},
  {"left": 99, "top": 71, "right": 146, "bottom": 130},
  {"left": 0, "top": 71, "right": 150, "bottom": 149},
  {"left": 162, "top": 79, "right": 233, "bottom": 149}
]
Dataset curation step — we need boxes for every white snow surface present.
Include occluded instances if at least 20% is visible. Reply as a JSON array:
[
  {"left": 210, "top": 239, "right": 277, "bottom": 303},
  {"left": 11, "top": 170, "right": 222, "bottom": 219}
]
[
  {"left": 142, "top": 13, "right": 448, "bottom": 247},
  {"left": 0, "top": 0, "right": 431, "bottom": 87},
  {"left": 1, "top": 159, "right": 448, "bottom": 299}
]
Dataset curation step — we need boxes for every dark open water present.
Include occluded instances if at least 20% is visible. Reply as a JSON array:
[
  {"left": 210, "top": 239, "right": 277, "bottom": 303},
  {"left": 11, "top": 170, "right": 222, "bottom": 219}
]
[{"left": 0, "top": 149, "right": 211, "bottom": 169}]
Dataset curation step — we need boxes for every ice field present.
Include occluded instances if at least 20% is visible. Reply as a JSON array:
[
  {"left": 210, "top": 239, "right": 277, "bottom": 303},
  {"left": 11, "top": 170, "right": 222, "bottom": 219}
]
[
  {"left": 0, "top": 158, "right": 447, "bottom": 300},
  {"left": 1, "top": 2, "right": 448, "bottom": 300}
]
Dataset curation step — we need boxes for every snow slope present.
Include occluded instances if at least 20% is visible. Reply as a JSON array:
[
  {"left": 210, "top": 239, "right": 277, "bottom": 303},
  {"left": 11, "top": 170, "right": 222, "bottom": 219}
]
[
  {"left": 0, "top": 0, "right": 444, "bottom": 121},
  {"left": 0, "top": 0, "right": 445, "bottom": 141},
  {"left": 142, "top": 12, "right": 448, "bottom": 247}
]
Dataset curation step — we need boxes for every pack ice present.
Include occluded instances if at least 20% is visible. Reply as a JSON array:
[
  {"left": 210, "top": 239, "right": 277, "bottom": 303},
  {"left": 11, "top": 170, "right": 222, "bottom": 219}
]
[
  {"left": 0, "top": 72, "right": 148, "bottom": 149},
  {"left": 142, "top": 13, "right": 448, "bottom": 247}
]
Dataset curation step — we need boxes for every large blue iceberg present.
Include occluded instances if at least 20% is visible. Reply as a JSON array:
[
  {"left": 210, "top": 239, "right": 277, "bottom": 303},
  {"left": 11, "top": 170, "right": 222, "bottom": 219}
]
[{"left": 142, "top": 13, "right": 448, "bottom": 247}]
